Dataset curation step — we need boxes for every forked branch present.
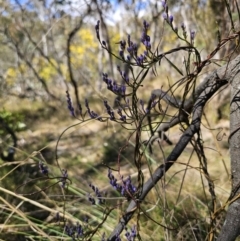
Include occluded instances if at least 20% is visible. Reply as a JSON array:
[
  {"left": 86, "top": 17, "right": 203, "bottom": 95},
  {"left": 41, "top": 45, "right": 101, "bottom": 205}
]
[{"left": 108, "top": 55, "right": 240, "bottom": 241}]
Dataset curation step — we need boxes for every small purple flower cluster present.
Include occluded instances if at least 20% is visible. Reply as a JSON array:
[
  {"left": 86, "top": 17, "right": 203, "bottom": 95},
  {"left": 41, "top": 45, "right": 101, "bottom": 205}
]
[
  {"left": 116, "top": 21, "right": 150, "bottom": 66},
  {"left": 190, "top": 30, "right": 196, "bottom": 41},
  {"left": 117, "top": 108, "right": 126, "bottom": 122},
  {"left": 87, "top": 193, "right": 96, "bottom": 205},
  {"left": 108, "top": 169, "right": 136, "bottom": 200},
  {"left": 60, "top": 169, "right": 68, "bottom": 188},
  {"left": 101, "top": 225, "right": 136, "bottom": 241},
  {"left": 95, "top": 20, "right": 151, "bottom": 66},
  {"left": 66, "top": 90, "right": 75, "bottom": 117},
  {"left": 89, "top": 183, "right": 105, "bottom": 204},
  {"left": 162, "top": 1, "right": 174, "bottom": 26},
  {"left": 181, "top": 24, "right": 196, "bottom": 42},
  {"left": 102, "top": 232, "right": 122, "bottom": 241},
  {"left": 125, "top": 225, "right": 137, "bottom": 241},
  {"left": 141, "top": 20, "right": 151, "bottom": 50},
  {"left": 126, "top": 34, "right": 138, "bottom": 60},
  {"left": 65, "top": 222, "right": 83, "bottom": 240},
  {"left": 85, "top": 99, "right": 103, "bottom": 121},
  {"left": 103, "top": 100, "right": 115, "bottom": 120},
  {"left": 102, "top": 73, "right": 126, "bottom": 95},
  {"left": 136, "top": 53, "right": 147, "bottom": 66},
  {"left": 85, "top": 97, "right": 128, "bottom": 122},
  {"left": 39, "top": 161, "right": 48, "bottom": 175},
  {"left": 119, "top": 40, "right": 126, "bottom": 59},
  {"left": 162, "top": 2, "right": 196, "bottom": 43},
  {"left": 128, "top": 22, "right": 150, "bottom": 66}
]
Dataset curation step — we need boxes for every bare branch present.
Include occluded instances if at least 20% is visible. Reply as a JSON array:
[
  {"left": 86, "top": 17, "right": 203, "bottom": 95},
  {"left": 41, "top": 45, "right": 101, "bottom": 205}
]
[{"left": 107, "top": 55, "right": 240, "bottom": 240}]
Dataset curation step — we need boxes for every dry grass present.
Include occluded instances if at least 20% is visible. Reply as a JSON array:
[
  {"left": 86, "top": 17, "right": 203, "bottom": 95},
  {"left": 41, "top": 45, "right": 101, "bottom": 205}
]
[{"left": 0, "top": 69, "right": 232, "bottom": 240}]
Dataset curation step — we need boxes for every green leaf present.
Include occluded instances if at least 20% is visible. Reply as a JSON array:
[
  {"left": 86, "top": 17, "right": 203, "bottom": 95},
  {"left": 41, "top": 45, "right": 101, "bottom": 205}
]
[{"left": 164, "top": 56, "right": 184, "bottom": 76}]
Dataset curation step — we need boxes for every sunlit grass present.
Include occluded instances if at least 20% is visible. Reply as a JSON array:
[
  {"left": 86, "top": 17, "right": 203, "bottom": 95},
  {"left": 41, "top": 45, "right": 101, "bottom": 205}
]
[{"left": 0, "top": 90, "right": 232, "bottom": 240}]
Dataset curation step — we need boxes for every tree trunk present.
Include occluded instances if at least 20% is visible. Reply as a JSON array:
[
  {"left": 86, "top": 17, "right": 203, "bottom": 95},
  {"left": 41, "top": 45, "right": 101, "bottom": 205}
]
[{"left": 217, "top": 56, "right": 240, "bottom": 241}]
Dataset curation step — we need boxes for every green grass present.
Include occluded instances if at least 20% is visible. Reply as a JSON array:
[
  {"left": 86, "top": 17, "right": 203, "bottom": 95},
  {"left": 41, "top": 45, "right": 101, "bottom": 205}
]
[{"left": 0, "top": 94, "right": 231, "bottom": 240}]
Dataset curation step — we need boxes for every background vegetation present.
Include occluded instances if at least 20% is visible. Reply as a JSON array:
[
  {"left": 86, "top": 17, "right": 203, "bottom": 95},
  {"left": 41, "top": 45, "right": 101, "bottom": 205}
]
[{"left": 0, "top": 0, "right": 239, "bottom": 240}]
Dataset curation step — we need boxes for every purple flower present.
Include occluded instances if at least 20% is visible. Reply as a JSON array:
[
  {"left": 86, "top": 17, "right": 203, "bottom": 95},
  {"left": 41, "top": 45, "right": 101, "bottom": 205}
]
[
  {"left": 65, "top": 224, "right": 74, "bottom": 237},
  {"left": 104, "top": 100, "right": 115, "bottom": 120},
  {"left": 90, "top": 110, "right": 101, "bottom": 120},
  {"left": 162, "top": 0, "right": 167, "bottom": 8},
  {"left": 163, "top": 12, "right": 168, "bottom": 20},
  {"left": 107, "top": 79, "right": 113, "bottom": 90},
  {"left": 39, "top": 161, "right": 48, "bottom": 175},
  {"left": 66, "top": 90, "right": 75, "bottom": 117},
  {"left": 89, "top": 183, "right": 105, "bottom": 204},
  {"left": 112, "top": 81, "right": 118, "bottom": 92},
  {"left": 103, "top": 72, "right": 126, "bottom": 95},
  {"left": 108, "top": 169, "right": 118, "bottom": 189},
  {"left": 117, "top": 65, "right": 122, "bottom": 75},
  {"left": 127, "top": 43, "right": 138, "bottom": 57},
  {"left": 102, "top": 73, "right": 115, "bottom": 92},
  {"left": 127, "top": 34, "right": 132, "bottom": 47},
  {"left": 190, "top": 30, "right": 196, "bottom": 41},
  {"left": 119, "top": 50, "right": 124, "bottom": 59},
  {"left": 85, "top": 99, "right": 102, "bottom": 121},
  {"left": 103, "top": 73, "right": 117, "bottom": 92},
  {"left": 127, "top": 46, "right": 133, "bottom": 55},
  {"left": 116, "top": 231, "right": 122, "bottom": 241},
  {"left": 131, "top": 225, "right": 137, "bottom": 238},
  {"left": 120, "top": 40, "right": 126, "bottom": 50},
  {"left": 169, "top": 15, "right": 173, "bottom": 24},
  {"left": 133, "top": 43, "right": 138, "bottom": 56},
  {"left": 102, "top": 73, "right": 108, "bottom": 82},
  {"left": 60, "top": 169, "right": 68, "bottom": 188},
  {"left": 76, "top": 222, "right": 83, "bottom": 237},
  {"left": 136, "top": 54, "right": 146, "bottom": 66},
  {"left": 65, "top": 222, "right": 84, "bottom": 239},
  {"left": 117, "top": 108, "right": 126, "bottom": 122},
  {"left": 123, "top": 176, "right": 137, "bottom": 197},
  {"left": 87, "top": 193, "right": 96, "bottom": 205},
  {"left": 108, "top": 169, "right": 136, "bottom": 200},
  {"left": 143, "top": 40, "right": 151, "bottom": 50},
  {"left": 141, "top": 21, "right": 151, "bottom": 50},
  {"left": 143, "top": 20, "right": 149, "bottom": 30},
  {"left": 125, "top": 225, "right": 137, "bottom": 240}
]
